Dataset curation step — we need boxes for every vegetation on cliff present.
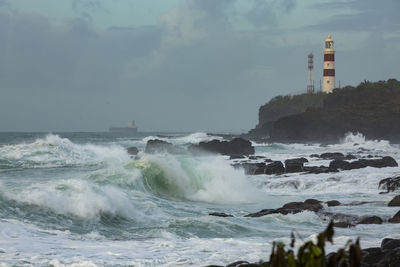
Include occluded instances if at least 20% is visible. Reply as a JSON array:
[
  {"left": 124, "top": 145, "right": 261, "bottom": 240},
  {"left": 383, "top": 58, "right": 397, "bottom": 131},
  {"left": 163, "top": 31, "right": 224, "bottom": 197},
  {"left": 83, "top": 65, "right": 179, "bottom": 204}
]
[
  {"left": 250, "top": 92, "right": 326, "bottom": 136},
  {"left": 251, "top": 79, "right": 400, "bottom": 142}
]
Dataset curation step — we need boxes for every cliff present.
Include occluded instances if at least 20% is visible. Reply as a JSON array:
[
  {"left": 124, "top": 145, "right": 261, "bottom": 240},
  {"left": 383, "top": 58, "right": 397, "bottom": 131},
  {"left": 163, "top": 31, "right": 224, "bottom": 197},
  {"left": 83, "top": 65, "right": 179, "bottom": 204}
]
[
  {"left": 268, "top": 79, "right": 400, "bottom": 142},
  {"left": 248, "top": 92, "right": 326, "bottom": 136}
]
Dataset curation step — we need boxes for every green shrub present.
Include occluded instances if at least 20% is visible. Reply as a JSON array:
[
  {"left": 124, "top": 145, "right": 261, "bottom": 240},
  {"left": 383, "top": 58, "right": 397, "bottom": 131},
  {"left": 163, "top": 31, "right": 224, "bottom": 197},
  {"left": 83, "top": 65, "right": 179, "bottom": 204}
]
[{"left": 261, "top": 221, "right": 362, "bottom": 267}]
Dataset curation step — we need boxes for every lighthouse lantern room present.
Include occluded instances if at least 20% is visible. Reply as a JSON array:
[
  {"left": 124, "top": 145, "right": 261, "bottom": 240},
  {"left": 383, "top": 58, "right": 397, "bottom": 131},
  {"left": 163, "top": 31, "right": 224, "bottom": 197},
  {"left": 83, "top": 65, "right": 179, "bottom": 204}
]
[{"left": 323, "top": 35, "right": 335, "bottom": 93}]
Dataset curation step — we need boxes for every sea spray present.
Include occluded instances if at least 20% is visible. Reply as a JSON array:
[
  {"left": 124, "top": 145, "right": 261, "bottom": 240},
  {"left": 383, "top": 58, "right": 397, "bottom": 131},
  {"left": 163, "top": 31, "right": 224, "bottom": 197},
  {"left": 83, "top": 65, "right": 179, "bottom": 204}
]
[{"left": 131, "top": 154, "right": 263, "bottom": 204}]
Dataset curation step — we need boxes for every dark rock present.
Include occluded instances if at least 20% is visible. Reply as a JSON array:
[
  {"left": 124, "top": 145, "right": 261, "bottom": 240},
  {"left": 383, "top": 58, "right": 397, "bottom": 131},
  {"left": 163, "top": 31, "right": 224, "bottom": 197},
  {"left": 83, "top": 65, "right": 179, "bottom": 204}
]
[
  {"left": 285, "top": 158, "right": 307, "bottom": 173},
  {"left": 361, "top": 247, "right": 385, "bottom": 266},
  {"left": 345, "top": 154, "right": 357, "bottom": 160},
  {"left": 265, "top": 161, "right": 285, "bottom": 175},
  {"left": 127, "top": 146, "right": 139, "bottom": 155},
  {"left": 226, "top": 261, "right": 250, "bottom": 267},
  {"left": 189, "top": 138, "right": 255, "bottom": 156},
  {"left": 253, "top": 168, "right": 266, "bottom": 175},
  {"left": 329, "top": 159, "right": 351, "bottom": 170},
  {"left": 305, "top": 199, "right": 322, "bottom": 205},
  {"left": 145, "top": 139, "right": 185, "bottom": 154},
  {"left": 388, "top": 195, "right": 400, "bottom": 206},
  {"left": 229, "top": 154, "right": 245, "bottom": 160},
  {"left": 310, "top": 154, "right": 319, "bottom": 158},
  {"left": 326, "top": 200, "right": 341, "bottom": 207},
  {"left": 381, "top": 238, "right": 400, "bottom": 251},
  {"left": 248, "top": 156, "right": 265, "bottom": 160},
  {"left": 389, "top": 211, "right": 400, "bottom": 223},
  {"left": 303, "top": 165, "right": 338, "bottom": 174},
  {"left": 379, "top": 247, "right": 400, "bottom": 266},
  {"left": 264, "top": 158, "right": 273, "bottom": 163},
  {"left": 281, "top": 201, "right": 323, "bottom": 212},
  {"left": 244, "top": 209, "right": 276, "bottom": 218},
  {"left": 333, "top": 222, "right": 355, "bottom": 228},
  {"left": 379, "top": 176, "right": 400, "bottom": 193},
  {"left": 320, "top": 152, "right": 345, "bottom": 160},
  {"left": 239, "top": 162, "right": 266, "bottom": 175},
  {"left": 209, "top": 212, "right": 233, "bottom": 218},
  {"left": 357, "top": 216, "right": 383, "bottom": 224}
]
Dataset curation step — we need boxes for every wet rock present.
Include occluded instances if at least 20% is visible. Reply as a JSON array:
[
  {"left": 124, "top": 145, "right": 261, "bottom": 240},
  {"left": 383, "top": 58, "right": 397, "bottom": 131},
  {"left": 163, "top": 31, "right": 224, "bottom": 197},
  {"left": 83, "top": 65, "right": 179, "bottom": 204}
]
[
  {"left": 333, "top": 222, "right": 355, "bottom": 228},
  {"left": 326, "top": 200, "right": 341, "bottom": 207},
  {"left": 127, "top": 146, "right": 139, "bottom": 155},
  {"left": 389, "top": 211, "right": 400, "bottom": 223},
  {"left": 248, "top": 156, "right": 265, "bottom": 160},
  {"left": 239, "top": 162, "right": 266, "bottom": 175},
  {"left": 379, "top": 248, "right": 400, "bottom": 266},
  {"left": 310, "top": 154, "right": 319, "bottom": 158},
  {"left": 388, "top": 195, "right": 400, "bottom": 206},
  {"left": 304, "top": 199, "right": 322, "bottom": 205},
  {"left": 362, "top": 247, "right": 385, "bottom": 266},
  {"left": 265, "top": 161, "right": 284, "bottom": 175},
  {"left": 320, "top": 152, "right": 345, "bottom": 160},
  {"left": 281, "top": 201, "right": 323, "bottom": 212},
  {"left": 189, "top": 138, "right": 255, "bottom": 156},
  {"left": 303, "top": 165, "right": 338, "bottom": 174},
  {"left": 226, "top": 261, "right": 250, "bottom": 267},
  {"left": 145, "top": 139, "right": 185, "bottom": 154},
  {"left": 264, "top": 158, "right": 273, "bottom": 163},
  {"left": 229, "top": 154, "right": 245, "bottom": 160},
  {"left": 381, "top": 238, "right": 400, "bottom": 251},
  {"left": 357, "top": 216, "right": 383, "bottom": 224},
  {"left": 329, "top": 160, "right": 351, "bottom": 170},
  {"left": 345, "top": 154, "right": 357, "bottom": 160},
  {"left": 284, "top": 158, "right": 307, "bottom": 173},
  {"left": 379, "top": 176, "right": 400, "bottom": 193},
  {"left": 209, "top": 212, "right": 233, "bottom": 218},
  {"left": 244, "top": 209, "right": 276, "bottom": 218}
]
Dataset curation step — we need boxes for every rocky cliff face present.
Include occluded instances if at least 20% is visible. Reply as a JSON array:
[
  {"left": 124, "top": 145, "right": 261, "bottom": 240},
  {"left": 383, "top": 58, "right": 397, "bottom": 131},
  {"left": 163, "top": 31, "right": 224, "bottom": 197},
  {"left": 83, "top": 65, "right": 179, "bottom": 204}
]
[
  {"left": 269, "top": 79, "right": 400, "bottom": 142},
  {"left": 249, "top": 92, "right": 326, "bottom": 136}
]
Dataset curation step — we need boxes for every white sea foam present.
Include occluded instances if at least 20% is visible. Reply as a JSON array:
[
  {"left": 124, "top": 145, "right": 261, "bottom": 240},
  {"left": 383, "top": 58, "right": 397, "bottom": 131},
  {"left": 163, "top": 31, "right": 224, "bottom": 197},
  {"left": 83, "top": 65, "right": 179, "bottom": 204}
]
[
  {"left": 0, "top": 179, "right": 144, "bottom": 221},
  {"left": 142, "top": 132, "right": 222, "bottom": 146},
  {"left": 139, "top": 154, "right": 263, "bottom": 204},
  {"left": 0, "top": 134, "right": 129, "bottom": 168}
]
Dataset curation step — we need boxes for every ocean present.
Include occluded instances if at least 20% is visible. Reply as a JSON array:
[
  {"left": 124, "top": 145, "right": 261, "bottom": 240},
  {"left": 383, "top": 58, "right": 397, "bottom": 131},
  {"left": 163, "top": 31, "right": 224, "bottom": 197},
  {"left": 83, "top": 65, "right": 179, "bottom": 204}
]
[{"left": 0, "top": 132, "right": 400, "bottom": 266}]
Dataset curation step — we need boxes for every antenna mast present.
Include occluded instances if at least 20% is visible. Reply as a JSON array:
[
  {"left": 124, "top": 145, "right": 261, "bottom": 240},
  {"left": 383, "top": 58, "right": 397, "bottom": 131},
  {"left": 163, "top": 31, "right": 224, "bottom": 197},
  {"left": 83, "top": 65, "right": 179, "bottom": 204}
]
[{"left": 307, "top": 53, "right": 315, "bottom": 93}]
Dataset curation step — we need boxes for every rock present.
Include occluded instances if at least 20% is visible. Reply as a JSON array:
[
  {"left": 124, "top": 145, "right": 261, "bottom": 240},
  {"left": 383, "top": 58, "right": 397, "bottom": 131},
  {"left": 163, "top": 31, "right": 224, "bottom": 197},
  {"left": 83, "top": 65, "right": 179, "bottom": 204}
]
[
  {"left": 244, "top": 209, "right": 276, "bottom": 218},
  {"left": 389, "top": 195, "right": 400, "bottom": 206},
  {"left": 264, "top": 159, "right": 273, "bottom": 163},
  {"left": 320, "top": 152, "right": 345, "bottom": 160},
  {"left": 229, "top": 154, "right": 245, "bottom": 159},
  {"left": 248, "top": 156, "right": 265, "bottom": 160},
  {"left": 333, "top": 222, "right": 355, "bottom": 228},
  {"left": 329, "top": 160, "right": 351, "bottom": 170},
  {"left": 345, "top": 154, "right": 357, "bottom": 160},
  {"left": 239, "top": 162, "right": 266, "bottom": 175},
  {"left": 145, "top": 139, "right": 185, "bottom": 154},
  {"left": 381, "top": 238, "right": 400, "bottom": 251},
  {"left": 265, "top": 161, "right": 285, "bottom": 175},
  {"left": 310, "top": 154, "right": 319, "bottom": 158},
  {"left": 357, "top": 216, "right": 383, "bottom": 224},
  {"left": 379, "top": 176, "right": 400, "bottom": 193},
  {"left": 281, "top": 201, "right": 323, "bottom": 212},
  {"left": 326, "top": 200, "right": 341, "bottom": 207},
  {"left": 209, "top": 212, "right": 233, "bottom": 218},
  {"left": 379, "top": 247, "right": 400, "bottom": 266},
  {"left": 127, "top": 146, "right": 139, "bottom": 155},
  {"left": 190, "top": 138, "right": 255, "bottom": 156},
  {"left": 284, "top": 158, "right": 307, "bottom": 173},
  {"left": 303, "top": 165, "right": 338, "bottom": 174},
  {"left": 361, "top": 247, "right": 385, "bottom": 266},
  {"left": 304, "top": 199, "right": 322, "bottom": 205},
  {"left": 389, "top": 211, "right": 400, "bottom": 223},
  {"left": 226, "top": 261, "right": 250, "bottom": 267}
]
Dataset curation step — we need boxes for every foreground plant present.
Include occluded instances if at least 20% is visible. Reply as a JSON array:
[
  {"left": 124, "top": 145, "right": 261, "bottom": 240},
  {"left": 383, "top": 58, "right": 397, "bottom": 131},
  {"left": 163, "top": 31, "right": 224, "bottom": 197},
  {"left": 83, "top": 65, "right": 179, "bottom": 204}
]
[{"left": 262, "top": 221, "right": 362, "bottom": 267}]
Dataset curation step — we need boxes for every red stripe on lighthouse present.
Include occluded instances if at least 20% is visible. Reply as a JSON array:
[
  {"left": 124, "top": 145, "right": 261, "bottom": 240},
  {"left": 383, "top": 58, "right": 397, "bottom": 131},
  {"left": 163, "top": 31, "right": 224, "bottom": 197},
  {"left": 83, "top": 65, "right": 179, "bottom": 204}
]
[
  {"left": 324, "top": 54, "right": 335, "bottom": 61},
  {"left": 323, "top": 69, "right": 335, "bottom": 76}
]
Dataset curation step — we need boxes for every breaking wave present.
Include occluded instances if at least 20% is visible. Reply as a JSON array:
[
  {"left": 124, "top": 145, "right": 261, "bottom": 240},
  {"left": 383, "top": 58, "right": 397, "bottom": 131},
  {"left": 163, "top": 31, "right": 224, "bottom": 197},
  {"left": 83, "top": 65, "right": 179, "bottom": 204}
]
[{"left": 0, "top": 134, "right": 129, "bottom": 169}]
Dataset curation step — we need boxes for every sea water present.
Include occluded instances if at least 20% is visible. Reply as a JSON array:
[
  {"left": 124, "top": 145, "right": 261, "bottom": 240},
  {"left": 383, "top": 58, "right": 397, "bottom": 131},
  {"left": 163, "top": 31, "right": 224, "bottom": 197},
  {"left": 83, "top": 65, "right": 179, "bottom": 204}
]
[{"left": 0, "top": 132, "right": 400, "bottom": 266}]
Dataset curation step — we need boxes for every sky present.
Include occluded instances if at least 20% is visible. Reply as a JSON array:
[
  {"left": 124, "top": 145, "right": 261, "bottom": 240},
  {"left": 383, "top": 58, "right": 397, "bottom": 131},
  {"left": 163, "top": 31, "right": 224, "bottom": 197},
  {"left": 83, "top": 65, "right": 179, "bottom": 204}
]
[{"left": 0, "top": 0, "right": 399, "bottom": 132}]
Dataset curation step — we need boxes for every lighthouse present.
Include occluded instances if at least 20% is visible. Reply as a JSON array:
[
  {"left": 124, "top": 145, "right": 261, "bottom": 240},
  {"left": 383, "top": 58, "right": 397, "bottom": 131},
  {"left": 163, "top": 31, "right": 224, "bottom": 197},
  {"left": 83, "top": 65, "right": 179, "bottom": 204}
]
[{"left": 323, "top": 35, "right": 335, "bottom": 93}]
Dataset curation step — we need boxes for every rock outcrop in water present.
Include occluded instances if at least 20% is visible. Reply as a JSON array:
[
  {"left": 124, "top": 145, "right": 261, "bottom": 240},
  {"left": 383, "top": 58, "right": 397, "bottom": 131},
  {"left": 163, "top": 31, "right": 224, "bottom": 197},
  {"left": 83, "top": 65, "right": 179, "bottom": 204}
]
[
  {"left": 189, "top": 138, "right": 255, "bottom": 156},
  {"left": 248, "top": 79, "right": 400, "bottom": 142},
  {"left": 145, "top": 139, "right": 185, "bottom": 154}
]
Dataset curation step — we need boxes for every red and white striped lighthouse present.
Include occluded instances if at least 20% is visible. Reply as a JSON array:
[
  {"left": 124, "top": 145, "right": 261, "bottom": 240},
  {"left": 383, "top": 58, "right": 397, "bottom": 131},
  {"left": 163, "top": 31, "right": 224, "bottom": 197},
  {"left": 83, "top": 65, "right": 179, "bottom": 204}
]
[{"left": 323, "top": 35, "right": 335, "bottom": 93}]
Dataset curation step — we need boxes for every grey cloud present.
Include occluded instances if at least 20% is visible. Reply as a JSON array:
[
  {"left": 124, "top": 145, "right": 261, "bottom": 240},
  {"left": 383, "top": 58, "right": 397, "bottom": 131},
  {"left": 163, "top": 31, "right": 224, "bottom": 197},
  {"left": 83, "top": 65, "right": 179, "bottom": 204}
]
[{"left": 72, "top": 0, "right": 102, "bottom": 21}]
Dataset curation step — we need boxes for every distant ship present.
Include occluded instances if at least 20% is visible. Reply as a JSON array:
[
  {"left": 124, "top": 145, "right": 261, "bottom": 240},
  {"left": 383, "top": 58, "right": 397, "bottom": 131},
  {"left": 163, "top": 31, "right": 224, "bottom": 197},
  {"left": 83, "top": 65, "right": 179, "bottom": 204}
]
[{"left": 109, "top": 120, "right": 138, "bottom": 134}]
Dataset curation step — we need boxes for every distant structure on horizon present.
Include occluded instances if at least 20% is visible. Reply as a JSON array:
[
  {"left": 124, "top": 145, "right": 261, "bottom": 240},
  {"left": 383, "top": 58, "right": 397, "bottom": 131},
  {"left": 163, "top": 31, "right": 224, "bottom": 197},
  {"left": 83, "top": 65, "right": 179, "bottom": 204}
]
[
  {"left": 307, "top": 53, "right": 315, "bottom": 93},
  {"left": 109, "top": 120, "right": 138, "bottom": 134},
  {"left": 323, "top": 35, "right": 335, "bottom": 93}
]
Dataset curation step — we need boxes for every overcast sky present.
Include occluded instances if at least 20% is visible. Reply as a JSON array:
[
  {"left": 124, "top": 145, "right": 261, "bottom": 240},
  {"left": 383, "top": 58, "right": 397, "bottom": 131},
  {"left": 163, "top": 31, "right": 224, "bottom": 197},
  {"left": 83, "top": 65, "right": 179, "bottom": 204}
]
[{"left": 0, "top": 0, "right": 399, "bottom": 132}]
